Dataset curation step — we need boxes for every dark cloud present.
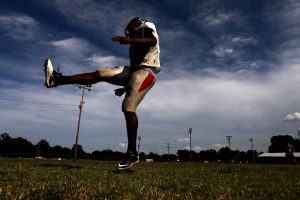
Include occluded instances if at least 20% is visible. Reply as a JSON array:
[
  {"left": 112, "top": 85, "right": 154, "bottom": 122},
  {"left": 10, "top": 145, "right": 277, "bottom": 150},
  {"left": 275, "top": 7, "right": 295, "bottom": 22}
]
[{"left": 1, "top": 0, "right": 300, "bottom": 153}]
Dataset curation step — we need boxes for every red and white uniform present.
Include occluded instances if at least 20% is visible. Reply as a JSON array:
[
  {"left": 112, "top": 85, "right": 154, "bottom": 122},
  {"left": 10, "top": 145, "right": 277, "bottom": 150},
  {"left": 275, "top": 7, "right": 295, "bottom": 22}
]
[
  {"left": 96, "top": 21, "right": 160, "bottom": 112},
  {"left": 130, "top": 22, "right": 160, "bottom": 69}
]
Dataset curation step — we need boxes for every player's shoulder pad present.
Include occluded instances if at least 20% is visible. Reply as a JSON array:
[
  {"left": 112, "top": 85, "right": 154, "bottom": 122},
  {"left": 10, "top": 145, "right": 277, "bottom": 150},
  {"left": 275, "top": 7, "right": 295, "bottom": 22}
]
[{"left": 144, "top": 22, "right": 157, "bottom": 32}]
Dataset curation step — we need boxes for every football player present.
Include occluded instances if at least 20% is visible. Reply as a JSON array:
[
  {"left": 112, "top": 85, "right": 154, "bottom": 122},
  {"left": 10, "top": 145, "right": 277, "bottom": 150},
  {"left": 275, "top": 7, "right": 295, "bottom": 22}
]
[{"left": 44, "top": 17, "right": 160, "bottom": 169}]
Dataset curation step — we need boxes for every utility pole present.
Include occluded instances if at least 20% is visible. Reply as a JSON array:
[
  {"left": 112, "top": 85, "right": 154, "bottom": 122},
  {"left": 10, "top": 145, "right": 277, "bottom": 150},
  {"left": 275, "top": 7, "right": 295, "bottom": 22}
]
[
  {"left": 226, "top": 136, "right": 232, "bottom": 162},
  {"left": 36, "top": 143, "right": 40, "bottom": 158},
  {"left": 249, "top": 138, "right": 255, "bottom": 162},
  {"left": 298, "top": 130, "right": 300, "bottom": 140},
  {"left": 226, "top": 136, "right": 232, "bottom": 150},
  {"left": 167, "top": 143, "right": 170, "bottom": 161},
  {"left": 188, "top": 128, "right": 192, "bottom": 162},
  {"left": 74, "top": 85, "right": 91, "bottom": 160},
  {"left": 137, "top": 136, "right": 141, "bottom": 153}
]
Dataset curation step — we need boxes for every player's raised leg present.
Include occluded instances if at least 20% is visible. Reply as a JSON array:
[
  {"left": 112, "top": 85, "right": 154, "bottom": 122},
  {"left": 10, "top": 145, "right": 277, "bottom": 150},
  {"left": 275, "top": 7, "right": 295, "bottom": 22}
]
[
  {"left": 44, "top": 58, "right": 130, "bottom": 88},
  {"left": 44, "top": 58, "right": 65, "bottom": 88}
]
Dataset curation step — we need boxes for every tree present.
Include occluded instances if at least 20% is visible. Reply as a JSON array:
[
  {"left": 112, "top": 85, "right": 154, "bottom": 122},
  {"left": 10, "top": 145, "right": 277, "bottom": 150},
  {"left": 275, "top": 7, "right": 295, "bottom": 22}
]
[
  {"left": 218, "top": 147, "right": 231, "bottom": 162},
  {"left": 197, "top": 149, "right": 218, "bottom": 162},
  {"left": 35, "top": 139, "right": 51, "bottom": 157},
  {"left": 0, "top": 133, "right": 11, "bottom": 142},
  {"left": 176, "top": 150, "right": 196, "bottom": 162},
  {"left": 91, "top": 149, "right": 123, "bottom": 160},
  {"left": 246, "top": 150, "right": 258, "bottom": 162},
  {"left": 51, "top": 145, "right": 64, "bottom": 158},
  {"left": 240, "top": 151, "right": 247, "bottom": 163},
  {"left": 0, "top": 133, "right": 70, "bottom": 159},
  {"left": 139, "top": 152, "right": 146, "bottom": 161},
  {"left": 294, "top": 139, "right": 300, "bottom": 152},
  {"left": 147, "top": 152, "right": 159, "bottom": 161},
  {"left": 72, "top": 144, "right": 87, "bottom": 159},
  {"left": 62, "top": 147, "right": 72, "bottom": 159},
  {"left": 232, "top": 150, "right": 241, "bottom": 163},
  {"left": 0, "top": 133, "right": 12, "bottom": 156},
  {"left": 269, "top": 135, "right": 294, "bottom": 153},
  {"left": 50, "top": 145, "right": 72, "bottom": 159},
  {"left": 10, "top": 137, "right": 34, "bottom": 157}
]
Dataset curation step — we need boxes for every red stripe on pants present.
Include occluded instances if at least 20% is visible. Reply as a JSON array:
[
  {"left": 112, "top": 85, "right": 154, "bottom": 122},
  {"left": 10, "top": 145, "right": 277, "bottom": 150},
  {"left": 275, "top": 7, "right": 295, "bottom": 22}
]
[{"left": 138, "top": 73, "right": 155, "bottom": 92}]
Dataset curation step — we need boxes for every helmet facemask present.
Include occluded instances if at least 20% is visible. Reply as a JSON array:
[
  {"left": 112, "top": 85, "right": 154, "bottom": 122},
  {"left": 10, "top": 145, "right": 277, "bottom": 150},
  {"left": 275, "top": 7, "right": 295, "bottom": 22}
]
[{"left": 124, "top": 17, "right": 145, "bottom": 37}]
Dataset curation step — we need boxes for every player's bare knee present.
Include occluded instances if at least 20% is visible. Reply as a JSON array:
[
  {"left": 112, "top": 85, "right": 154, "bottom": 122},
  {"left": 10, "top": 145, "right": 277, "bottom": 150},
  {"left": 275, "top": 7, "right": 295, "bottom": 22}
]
[
  {"left": 95, "top": 68, "right": 110, "bottom": 77},
  {"left": 122, "top": 104, "right": 134, "bottom": 112},
  {"left": 122, "top": 98, "right": 136, "bottom": 112},
  {"left": 96, "top": 66, "right": 124, "bottom": 77}
]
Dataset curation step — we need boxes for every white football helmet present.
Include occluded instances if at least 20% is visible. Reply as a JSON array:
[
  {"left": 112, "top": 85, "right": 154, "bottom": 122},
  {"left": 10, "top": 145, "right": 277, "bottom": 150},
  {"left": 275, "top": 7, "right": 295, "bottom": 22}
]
[{"left": 124, "top": 17, "right": 146, "bottom": 37}]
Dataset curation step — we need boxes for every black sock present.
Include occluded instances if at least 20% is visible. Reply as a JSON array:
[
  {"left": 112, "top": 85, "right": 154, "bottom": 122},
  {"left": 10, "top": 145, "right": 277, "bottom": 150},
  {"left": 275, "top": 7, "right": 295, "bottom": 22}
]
[
  {"left": 128, "top": 144, "right": 137, "bottom": 153},
  {"left": 59, "top": 76, "right": 70, "bottom": 85},
  {"left": 124, "top": 111, "right": 138, "bottom": 153}
]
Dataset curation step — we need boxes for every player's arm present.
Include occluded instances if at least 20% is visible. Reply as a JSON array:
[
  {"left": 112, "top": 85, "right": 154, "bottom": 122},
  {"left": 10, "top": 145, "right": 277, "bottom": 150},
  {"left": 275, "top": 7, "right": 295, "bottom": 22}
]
[{"left": 112, "top": 28, "right": 156, "bottom": 46}]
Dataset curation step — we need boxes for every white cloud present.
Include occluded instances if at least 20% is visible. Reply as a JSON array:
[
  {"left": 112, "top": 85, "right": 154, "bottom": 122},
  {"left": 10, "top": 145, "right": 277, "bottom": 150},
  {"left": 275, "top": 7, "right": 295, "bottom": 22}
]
[
  {"left": 145, "top": 63, "right": 300, "bottom": 120},
  {"left": 3, "top": 46, "right": 300, "bottom": 153},
  {"left": 211, "top": 144, "right": 224, "bottom": 149},
  {"left": 138, "top": 62, "right": 300, "bottom": 154},
  {"left": 0, "top": 15, "right": 36, "bottom": 26},
  {"left": 48, "top": 37, "right": 128, "bottom": 74},
  {"left": 231, "top": 36, "right": 257, "bottom": 45},
  {"left": 203, "top": 12, "right": 232, "bottom": 26},
  {"left": 119, "top": 142, "right": 126, "bottom": 148},
  {"left": 213, "top": 46, "right": 234, "bottom": 57},
  {"left": 283, "top": 112, "right": 300, "bottom": 122},
  {"left": 193, "top": 146, "right": 202, "bottom": 151},
  {"left": 265, "top": 0, "right": 300, "bottom": 64},
  {"left": 86, "top": 54, "right": 127, "bottom": 67},
  {"left": 177, "top": 138, "right": 189, "bottom": 142},
  {"left": 184, "top": 145, "right": 201, "bottom": 152},
  {"left": 144, "top": 73, "right": 265, "bottom": 121},
  {"left": 50, "top": 37, "right": 90, "bottom": 54},
  {"left": 0, "top": 14, "right": 39, "bottom": 40},
  {"left": 2, "top": 0, "right": 300, "bottom": 154},
  {"left": 49, "top": 0, "right": 159, "bottom": 35}
]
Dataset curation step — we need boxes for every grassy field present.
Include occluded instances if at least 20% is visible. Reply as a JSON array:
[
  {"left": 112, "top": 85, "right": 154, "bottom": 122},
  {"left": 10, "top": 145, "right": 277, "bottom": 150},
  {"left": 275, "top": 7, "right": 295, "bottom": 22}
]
[{"left": 0, "top": 159, "right": 299, "bottom": 200}]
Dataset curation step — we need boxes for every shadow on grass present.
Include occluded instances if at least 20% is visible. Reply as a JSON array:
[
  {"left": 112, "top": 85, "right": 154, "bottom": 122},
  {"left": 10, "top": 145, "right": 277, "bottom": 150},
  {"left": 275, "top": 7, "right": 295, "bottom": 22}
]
[
  {"left": 38, "top": 163, "right": 82, "bottom": 169},
  {"left": 218, "top": 167, "right": 235, "bottom": 174}
]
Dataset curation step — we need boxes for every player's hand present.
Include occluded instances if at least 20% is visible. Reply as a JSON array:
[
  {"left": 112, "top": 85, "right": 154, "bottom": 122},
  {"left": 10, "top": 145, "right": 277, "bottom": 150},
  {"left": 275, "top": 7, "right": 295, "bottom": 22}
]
[
  {"left": 114, "top": 87, "right": 127, "bottom": 97},
  {"left": 112, "top": 36, "right": 130, "bottom": 44}
]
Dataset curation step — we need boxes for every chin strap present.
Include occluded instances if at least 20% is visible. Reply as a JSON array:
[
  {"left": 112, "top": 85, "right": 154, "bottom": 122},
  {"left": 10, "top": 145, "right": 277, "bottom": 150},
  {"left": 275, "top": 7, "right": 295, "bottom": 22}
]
[{"left": 124, "top": 17, "right": 146, "bottom": 37}]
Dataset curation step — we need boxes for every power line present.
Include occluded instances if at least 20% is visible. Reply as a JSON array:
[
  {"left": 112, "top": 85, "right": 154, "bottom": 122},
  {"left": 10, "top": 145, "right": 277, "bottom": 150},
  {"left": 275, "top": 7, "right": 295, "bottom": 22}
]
[
  {"left": 0, "top": 108, "right": 77, "bottom": 111},
  {"left": 188, "top": 128, "right": 192, "bottom": 162},
  {"left": 167, "top": 143, "right": 170, "bottom": 156},
  {"left": 0, "top": 98, "right": 77, "bottom": 106},
  {"left": 226, "top": 136, "right": 232, "bottom": 150},
  {"left": 249, "top": 138, "right": 255, "bottom": 162}
]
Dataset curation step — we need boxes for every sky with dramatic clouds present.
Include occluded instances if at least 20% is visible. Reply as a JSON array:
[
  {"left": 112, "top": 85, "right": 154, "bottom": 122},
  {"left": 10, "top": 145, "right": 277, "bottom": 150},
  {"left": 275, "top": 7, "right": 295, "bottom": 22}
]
[{"left": 1, "top": 0, "right": 300, "bottom": 154}]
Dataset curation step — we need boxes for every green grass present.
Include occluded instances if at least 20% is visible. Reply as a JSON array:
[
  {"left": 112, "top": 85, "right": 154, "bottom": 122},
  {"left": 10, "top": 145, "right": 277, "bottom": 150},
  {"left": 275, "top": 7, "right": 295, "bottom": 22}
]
[{"left": 0, "top": 159, "right": 299, "bottom": 200}]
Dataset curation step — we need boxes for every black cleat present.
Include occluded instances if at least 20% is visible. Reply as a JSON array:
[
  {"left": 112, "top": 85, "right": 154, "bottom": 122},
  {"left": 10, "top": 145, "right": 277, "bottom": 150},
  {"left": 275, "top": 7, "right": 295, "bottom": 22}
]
[
  {"left": 44, "top": 58, "right": 63, "bottom": 88},
  {"left": 118, "top": 151, "right": 139, "bottom": 169}
]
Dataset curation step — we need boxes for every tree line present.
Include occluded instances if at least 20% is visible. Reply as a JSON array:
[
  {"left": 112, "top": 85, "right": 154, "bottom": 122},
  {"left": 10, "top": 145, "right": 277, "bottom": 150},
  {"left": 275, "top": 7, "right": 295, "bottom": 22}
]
[{"left": 0, "top": 132, "right": 299, "bottom": 162}]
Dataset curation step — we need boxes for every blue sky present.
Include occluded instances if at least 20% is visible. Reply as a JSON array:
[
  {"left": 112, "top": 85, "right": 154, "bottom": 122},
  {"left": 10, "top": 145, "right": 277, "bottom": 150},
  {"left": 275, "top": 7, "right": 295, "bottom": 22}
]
[{"left": 1, "top": 0, "right": 300, "bottom": 154}]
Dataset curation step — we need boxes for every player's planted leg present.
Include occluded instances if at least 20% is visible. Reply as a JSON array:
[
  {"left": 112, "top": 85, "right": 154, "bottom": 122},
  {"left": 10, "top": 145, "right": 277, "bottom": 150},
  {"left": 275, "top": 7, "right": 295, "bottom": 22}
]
[{"left": 118, "top": 111, "right": 139, "bottom": 169}]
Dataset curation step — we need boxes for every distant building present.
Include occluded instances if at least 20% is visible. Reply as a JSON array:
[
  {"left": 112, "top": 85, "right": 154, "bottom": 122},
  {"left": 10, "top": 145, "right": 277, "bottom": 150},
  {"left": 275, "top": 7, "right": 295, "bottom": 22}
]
[{"left": 258, "top": 152, "right": 300, "bottom": 164}]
